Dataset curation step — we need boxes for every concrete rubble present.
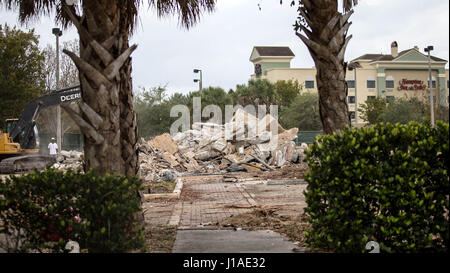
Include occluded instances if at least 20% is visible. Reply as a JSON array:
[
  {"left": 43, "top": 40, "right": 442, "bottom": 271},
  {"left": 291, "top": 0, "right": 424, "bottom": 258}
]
[
  {"left": 52, "top": 109, "right": 309, "bottom": 182},
  {"left": 138, "top": 109, "right": 307, "bottom": 181},
  {"left": 52, "top": 150, "right": 84, "bottom": 171}
]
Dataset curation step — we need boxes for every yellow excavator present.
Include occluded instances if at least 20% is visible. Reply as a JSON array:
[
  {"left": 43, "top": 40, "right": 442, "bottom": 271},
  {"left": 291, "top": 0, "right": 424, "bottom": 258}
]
[{"left": 0, "top": 86, "right": 81, "bottom": 173}]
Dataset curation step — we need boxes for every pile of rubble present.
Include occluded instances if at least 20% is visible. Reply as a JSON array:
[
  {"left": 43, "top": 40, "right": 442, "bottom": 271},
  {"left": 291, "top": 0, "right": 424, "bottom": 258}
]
[
  {"left": 138, "top": 109, "right": 307, "bottom": 181},
  {"left": 52, "top": 150, "right": 84, "bottom": 171},
  {"left": 51, "top": 109, "right": 308, "bottom": 180}
]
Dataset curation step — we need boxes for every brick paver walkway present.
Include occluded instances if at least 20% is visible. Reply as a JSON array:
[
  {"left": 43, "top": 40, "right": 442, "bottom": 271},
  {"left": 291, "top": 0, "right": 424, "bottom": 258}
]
[{"left": 143, "top": 174, "right": 307, "bottom": 228}]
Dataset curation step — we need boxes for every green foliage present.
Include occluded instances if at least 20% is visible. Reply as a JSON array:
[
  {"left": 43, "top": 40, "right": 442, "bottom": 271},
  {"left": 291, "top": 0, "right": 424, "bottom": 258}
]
[
  {"left": 233, "top": 79, "right": 279, "bottom": 111},
  {"left": 0, "top": 24, "right": 45, "bottom": 130},
  {"left": 359, "top": 97, "right": 449, "bottom": 125},
  {"left": 134, "top": 80, "right": 311, "bottom": 138},
  {"left": 188, "top": 86, "right": 233, "bottom": 123},
  {"left": 379, "top": 98, "right": 428, "bottom": 124},
  {"left": 358, "top": 97, "right": 387, "bottom": 124},
  {"left": 280, "top": 92, "right": 322, "bottom": 131},
  {"left": 304, "top": 121, "right": 449, "bottom": 253},
  {"left": 0, "top": 168, "right": 146, "bottom": 253},
  {"left": 134, "top": 86, "right": 185, "bottom": 138},
  {"left": 274, "top": 80, "right": 302, "bottom": 108}
]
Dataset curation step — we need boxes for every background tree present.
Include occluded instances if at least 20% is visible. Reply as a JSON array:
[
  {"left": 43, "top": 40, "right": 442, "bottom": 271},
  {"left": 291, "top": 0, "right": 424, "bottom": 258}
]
[
  {"left": 358, "top": 97, "right": 387, "bottom": 125},
  {"left": 274, "top": 79, "right": 302, "bottom": 109},
  {"left": 280, "top": 92, "right": 322, "bottom": 131},
  {"left": 134, "top": 86, "right": 178, "bottom": 138},
  {"left": 359, "top": 97, "right": 448, "bottom": 125},
  {"left": 42, "top": 40, "right": 80, "bottom": 92},
  {"left": 378, "top": 98, "right": 427, "bottom": 125},
  {"left": 233, "top": 79, "right": 279, "bottom": 111},
  {"left": 0, "top": 24, "right": 45, "bottom": 130},
  {"left": 1, "top": 0, "right": 217, "bottom": 176},
  {"left": 188, "top": 87, "right": 233, "bottom": 123},
  {"left": 37, "top": 39, "right": 81, "bottom": 138},
  {"left": 281, "top": 0, "right": 359, "bottom": 134}
]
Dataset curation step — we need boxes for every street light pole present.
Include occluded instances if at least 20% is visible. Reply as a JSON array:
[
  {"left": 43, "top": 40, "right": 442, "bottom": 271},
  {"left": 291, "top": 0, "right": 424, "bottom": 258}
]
[
  {"left": 52, "top": 27, "right": 63, "bottom": 154},
  {"left": 199, "top": 70, "right": 203, "bottom": 91},
  {"left": 194, "top": 69, "right": 203, "bottom": 95},
  {"left": 425, "top": 46, "right": 435, "bottom": 127}
]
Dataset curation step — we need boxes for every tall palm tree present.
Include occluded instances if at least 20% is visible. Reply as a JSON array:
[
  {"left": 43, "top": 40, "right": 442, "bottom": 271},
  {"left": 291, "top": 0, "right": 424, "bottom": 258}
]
[
  {"left": 285, "top": 0, "right": 358, "bottom": 134},
  {"left": 1, "top": 0, "right": 216, "bottom": 176}
]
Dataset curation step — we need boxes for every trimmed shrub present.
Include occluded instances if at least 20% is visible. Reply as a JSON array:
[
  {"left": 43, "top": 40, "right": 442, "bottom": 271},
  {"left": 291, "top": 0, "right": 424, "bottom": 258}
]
[
  {"left": 304, "top": 121, "right": 449, "bottom": 253},
  {"left": 0, "top": 168, "right": 145, "bottom": 253}
]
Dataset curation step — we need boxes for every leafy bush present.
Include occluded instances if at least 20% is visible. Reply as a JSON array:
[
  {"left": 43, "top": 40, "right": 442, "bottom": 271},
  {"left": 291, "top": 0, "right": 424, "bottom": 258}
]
[
  {"left": 303, "top": 121, "right": 449, "bottom": 253},
  {"left": 378, "top": 98, "right": 428, "bottom": 124},
  {"left": 359, "top": 97, "right": 449, "bottom": 125},
  {"left": 0, "top": 168, "right": 145, "bottom": 253}
]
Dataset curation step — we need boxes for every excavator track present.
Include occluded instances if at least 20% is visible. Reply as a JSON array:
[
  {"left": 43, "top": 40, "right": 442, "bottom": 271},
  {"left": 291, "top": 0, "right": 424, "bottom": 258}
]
[{"left": 0, "top": 154, "right": 56, "bottom": 174}]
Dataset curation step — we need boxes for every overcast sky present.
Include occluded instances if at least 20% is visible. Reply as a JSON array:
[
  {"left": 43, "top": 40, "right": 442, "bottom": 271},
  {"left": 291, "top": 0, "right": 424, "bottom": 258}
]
[{"left": 1, "top": 0, "right": 449, "bottom": 96}]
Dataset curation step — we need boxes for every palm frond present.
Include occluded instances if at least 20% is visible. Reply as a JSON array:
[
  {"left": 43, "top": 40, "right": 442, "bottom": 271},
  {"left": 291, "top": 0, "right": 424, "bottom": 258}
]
[
  {"left": 342, "top": 0, "right": 358, "bottom": 12},
  {"left": 1, "top": 0, "right": 216, "bottom": 31},
  {"left": 149, "top": 0, "right": 216, "bottom": 29},
  {"left": 0, "top": 0, "right": 57, "bottom": 23}
]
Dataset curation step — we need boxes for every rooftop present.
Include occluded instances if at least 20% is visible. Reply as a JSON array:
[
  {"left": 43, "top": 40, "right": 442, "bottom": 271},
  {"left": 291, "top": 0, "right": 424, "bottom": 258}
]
[
  {"left": 253, "top": 46, "right": 295, "bottom": 57},
  {"left": 353, "top": 48, "right": 447, "bottom": 63}
]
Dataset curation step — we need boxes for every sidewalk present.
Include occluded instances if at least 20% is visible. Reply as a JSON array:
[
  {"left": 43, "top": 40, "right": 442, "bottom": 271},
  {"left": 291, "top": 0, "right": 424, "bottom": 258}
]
[{"left": 143, "top": 173, "right": 308, "bottom": 253}]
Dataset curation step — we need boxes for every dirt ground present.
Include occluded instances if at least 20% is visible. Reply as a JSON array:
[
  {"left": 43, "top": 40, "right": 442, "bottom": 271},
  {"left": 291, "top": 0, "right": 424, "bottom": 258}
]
[
  {"left": 225, "top": 163, "right": 308, "bottom": 181},
  {"left": 145, "top": 225, "right": 178, "bottom": 253},
  {"left": 143, "top": 180, "right": 176, "bottom": 194},
  {"left": 215, "top": 207, "right": 312, "bottom": 247}
]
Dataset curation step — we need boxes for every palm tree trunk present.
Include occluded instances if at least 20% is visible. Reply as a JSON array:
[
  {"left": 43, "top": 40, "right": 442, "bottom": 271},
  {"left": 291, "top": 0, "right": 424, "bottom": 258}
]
[
  {"left": 118, "top": 30, "right": 139, "bottom": 178},
  {"left": 315, "top": 54, "right": 350, "bottom": 134},
  {"left": 296, "top": 0, "right": 352, "bottom": 134},
  {"left": 61, "top": 1, "right": 138, "bottom": 176}
]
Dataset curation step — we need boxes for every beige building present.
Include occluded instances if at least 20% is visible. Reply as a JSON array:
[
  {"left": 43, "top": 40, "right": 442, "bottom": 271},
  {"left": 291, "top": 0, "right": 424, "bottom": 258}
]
[{"left": 250, "top": 43, "right": 449, "bottom": 123}]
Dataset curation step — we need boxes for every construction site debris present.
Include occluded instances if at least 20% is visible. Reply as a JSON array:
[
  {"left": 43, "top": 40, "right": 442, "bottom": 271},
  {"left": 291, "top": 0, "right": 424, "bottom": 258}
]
[
  {"left": 51, "top": 109, "right": 308, "bottom": 181},
  {"left": 52, "top": 150, "right": 83, "bottom": 171},
  {"left": 138, "top": 108, "right": 306, "bottom": 181},
  {"left": 227, "top": 163, "right": 247, "bottom": 173}
]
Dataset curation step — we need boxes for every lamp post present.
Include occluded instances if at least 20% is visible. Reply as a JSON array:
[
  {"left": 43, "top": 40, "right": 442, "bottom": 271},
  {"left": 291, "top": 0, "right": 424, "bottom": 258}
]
[
  {"left": 348, "top": 62, "right": 361, "bottom": 127},
  {"left": 424, "top": 46, "right": 434, "bottom": 127},
  {"left": 52, "top": 27, "right": 63, "bottom": 154},
  {"left": 193, "top": 69, "right": 202, "bottom": 94}
]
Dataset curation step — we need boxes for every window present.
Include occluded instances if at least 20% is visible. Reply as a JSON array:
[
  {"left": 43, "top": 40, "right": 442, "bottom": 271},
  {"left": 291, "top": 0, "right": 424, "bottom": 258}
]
[
  {"left": 428, "top": 81, "right": 437, "bottom": 88},
  {"left": 305, "top": 80, "right": 315, "bottom": 89},
  {"left": 367, "top": 96, "right": 376, "bottom": 100},
  {"left": 367, "top": 76, "right": 376, "bottom": 89},
  {"left": 386, "top": 76, "right": 394, "bottom": 89},
  {"left": 428, "top": 77, "right": 437, "bottom": 88},
  {"left": 367, "top": 81, "right": 376, "bottom": 88},
  {"left": 348, "top": 96, "right": 356, "bottom": 104},
  {"left": 347, "top": 80, "right": 355, "bottom": 88},
  {"left": 386, "top": 96, "right": 395, "bottom": 102},
  {"left": 349, "top": 111, "right": 356, "bottom": 120}
]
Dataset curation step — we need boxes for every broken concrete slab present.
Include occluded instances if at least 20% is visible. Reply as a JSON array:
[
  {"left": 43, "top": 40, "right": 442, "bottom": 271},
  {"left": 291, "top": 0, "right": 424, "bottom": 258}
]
[{"left": 149, "top": 133, "right": 179, "bottom": 155}]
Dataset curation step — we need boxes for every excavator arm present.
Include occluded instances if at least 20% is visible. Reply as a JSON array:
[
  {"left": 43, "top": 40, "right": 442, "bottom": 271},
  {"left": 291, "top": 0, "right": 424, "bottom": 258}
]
[
  {"left": 10, "top": 86, "right": 82, "bottom": 149},
  {"left": 0, "top": 86, "right": 82, "bottom": 173}
]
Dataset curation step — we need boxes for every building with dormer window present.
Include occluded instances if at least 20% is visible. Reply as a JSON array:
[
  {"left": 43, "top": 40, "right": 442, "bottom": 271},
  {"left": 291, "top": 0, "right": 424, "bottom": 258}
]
[{"left": 250, "top": 43, "right": 449, "bottom": 124}]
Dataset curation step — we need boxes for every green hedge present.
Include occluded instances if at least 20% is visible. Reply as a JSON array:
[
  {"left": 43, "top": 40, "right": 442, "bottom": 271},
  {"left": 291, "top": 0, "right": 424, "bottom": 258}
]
[
  {"left": 0, "top": 168, "right": 146, "bottom": 253},
  {"left": 304, "top": 121, "right": 449, "bottom": 253}
]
